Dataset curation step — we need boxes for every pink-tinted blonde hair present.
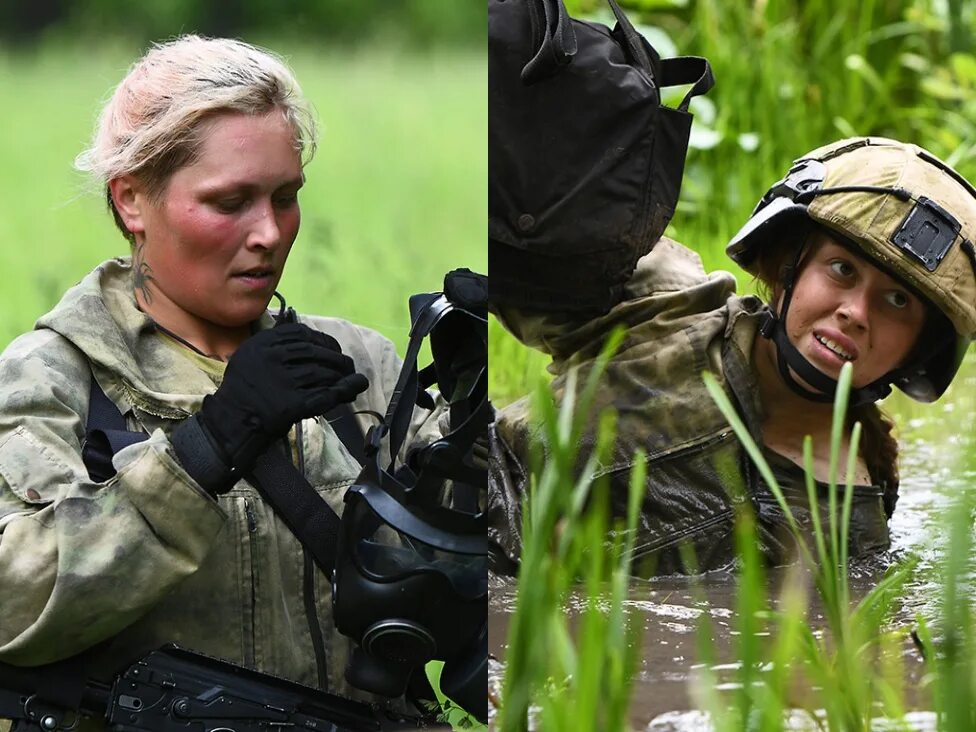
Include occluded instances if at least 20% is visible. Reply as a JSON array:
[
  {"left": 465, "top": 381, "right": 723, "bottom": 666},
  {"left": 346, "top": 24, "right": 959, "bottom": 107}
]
[{"left": 75, "top": 34, "right": 318, "bottom": 243}]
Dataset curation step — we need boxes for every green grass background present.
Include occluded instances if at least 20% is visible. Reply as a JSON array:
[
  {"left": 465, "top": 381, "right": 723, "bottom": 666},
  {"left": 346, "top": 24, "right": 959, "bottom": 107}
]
[{"left": 0, "top": 39, "right": 486, "bottom": 354}]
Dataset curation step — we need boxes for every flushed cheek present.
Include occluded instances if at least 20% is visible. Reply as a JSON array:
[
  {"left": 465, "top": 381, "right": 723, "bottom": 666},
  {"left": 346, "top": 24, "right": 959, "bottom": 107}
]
[
  {"left": 171, "top": 209, "right": 242, "bottom": 260},
  {"left": 151, "top": 217, "right": 242, "bottom": 302}
]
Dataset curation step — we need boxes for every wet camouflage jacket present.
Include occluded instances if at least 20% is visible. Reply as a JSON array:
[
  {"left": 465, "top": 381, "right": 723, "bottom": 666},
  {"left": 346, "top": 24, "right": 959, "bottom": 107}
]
[
  {"left": 0, "top": 258, "right": 441, "bottom": 702},
  {"left": 488, "top": 239, "right": 891, "bottom": 575}
]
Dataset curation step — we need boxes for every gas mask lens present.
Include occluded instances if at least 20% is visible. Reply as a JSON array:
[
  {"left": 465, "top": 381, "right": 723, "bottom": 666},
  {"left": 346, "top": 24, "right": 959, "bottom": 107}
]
[{"left": 348, "top": 495, "right": 487, "bottom": 600}]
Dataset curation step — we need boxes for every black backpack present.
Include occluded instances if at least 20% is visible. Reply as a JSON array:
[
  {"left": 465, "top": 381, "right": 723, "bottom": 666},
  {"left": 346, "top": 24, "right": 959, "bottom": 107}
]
[{"left": 489, "top": 0, "right": 715, "bottom": 313}]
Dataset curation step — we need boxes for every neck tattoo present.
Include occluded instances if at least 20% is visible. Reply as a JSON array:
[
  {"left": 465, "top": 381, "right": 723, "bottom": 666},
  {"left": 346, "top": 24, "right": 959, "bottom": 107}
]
[{"left": 133, "top": 242, "right": 156, "bottom": 306}]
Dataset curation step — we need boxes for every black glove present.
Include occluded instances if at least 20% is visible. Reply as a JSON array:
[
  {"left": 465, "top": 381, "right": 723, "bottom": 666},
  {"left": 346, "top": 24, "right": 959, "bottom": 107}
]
[{"left": 172, "top": 323, "right": 369, "bottom": 495}]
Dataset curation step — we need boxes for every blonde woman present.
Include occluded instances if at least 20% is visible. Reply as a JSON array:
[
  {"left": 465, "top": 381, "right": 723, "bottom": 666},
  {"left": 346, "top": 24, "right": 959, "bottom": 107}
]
[{"left": 0, "top": 35, "right": 444, "bottom": 717}]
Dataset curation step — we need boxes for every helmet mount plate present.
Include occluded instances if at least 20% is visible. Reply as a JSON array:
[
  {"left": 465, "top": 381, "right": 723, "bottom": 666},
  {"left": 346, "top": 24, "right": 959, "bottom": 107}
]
[{"left": 891, "top": 196, "right": 960, "bottom": 272}]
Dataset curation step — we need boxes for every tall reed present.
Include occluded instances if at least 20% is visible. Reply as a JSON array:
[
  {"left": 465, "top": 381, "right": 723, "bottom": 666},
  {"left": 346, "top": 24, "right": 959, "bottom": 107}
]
[
  {"left": 496, "top": 330, "right": 645, "bottom": 732},
  {"left": 496, "top": 355, "right": 976, "bottom": 730},
  {"left": 694, "top": 362, "right": 956, "bottom": 730},
  {"left": 912, "top": 469, "right": 976, "bottom": 731}
]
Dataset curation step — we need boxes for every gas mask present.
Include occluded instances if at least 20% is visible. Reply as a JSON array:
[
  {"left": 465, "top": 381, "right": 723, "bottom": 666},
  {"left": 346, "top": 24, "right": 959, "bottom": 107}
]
[{"left": 333, "top": 275, "right": 488, "bottom": 723}]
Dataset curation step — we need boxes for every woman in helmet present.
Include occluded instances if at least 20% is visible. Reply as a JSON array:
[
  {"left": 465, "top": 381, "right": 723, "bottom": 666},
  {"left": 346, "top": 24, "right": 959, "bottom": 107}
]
[{"left": 489, "top": 137, "right": 976, "bottom": 575}]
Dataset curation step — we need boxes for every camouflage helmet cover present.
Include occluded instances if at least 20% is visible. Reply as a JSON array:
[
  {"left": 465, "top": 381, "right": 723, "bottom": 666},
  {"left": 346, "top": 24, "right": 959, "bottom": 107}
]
[{"left": 727, "top": 137, "right": 976, "bottom": 400}]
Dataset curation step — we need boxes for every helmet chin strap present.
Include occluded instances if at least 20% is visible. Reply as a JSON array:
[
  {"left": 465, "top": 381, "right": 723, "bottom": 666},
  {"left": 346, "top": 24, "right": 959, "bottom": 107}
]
[{"left": 759, "top": 251, "right": 894, "bottom": 408}]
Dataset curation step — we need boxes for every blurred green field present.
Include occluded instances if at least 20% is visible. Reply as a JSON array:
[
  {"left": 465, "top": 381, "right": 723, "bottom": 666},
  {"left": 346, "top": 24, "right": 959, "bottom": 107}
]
[{"left": 0, "top": 39, "right": 486, "bottom": 354}]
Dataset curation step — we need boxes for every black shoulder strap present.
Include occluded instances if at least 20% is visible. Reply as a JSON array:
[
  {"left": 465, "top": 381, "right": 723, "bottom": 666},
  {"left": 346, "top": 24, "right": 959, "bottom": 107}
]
[
  {"left": 85, "top": 369, "right": 367, "bottom": 471},
  {"left": 82, "top": 334, "right": 371, "bottom": 575},
  {"left": 82, "top": 375, "right": 148, "bottom": 483},
  {"left": 247, "top": 307, "right": 365, "bottom": 573},
  {"left": 246, "top": 447, "right": 343, "bottom": 573}
]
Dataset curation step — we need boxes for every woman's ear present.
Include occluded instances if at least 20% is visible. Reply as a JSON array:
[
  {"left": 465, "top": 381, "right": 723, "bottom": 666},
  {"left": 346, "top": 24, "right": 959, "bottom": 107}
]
[{"left": 108, "top": 176, "right": 147, "bottom": 238}]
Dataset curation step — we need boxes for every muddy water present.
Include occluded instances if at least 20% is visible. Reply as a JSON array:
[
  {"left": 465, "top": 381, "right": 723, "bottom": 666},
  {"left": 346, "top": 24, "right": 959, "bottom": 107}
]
[{"left": 488, "top": 355, "right": 976, "bottom": 729}]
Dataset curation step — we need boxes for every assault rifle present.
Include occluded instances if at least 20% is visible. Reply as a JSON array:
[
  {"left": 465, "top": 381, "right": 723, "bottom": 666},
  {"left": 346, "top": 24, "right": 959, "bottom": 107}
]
[{"left": 0, "top": 644, "right": 443, "bottom": 732}]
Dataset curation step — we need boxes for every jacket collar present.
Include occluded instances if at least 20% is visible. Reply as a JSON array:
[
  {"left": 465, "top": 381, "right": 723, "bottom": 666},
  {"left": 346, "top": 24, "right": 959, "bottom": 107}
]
[
  {"left": 721, "top": 294, "right": 767, "bottom": 442},
  {"left": 35, "top": 257, "right": 277, "bottom": 418}
]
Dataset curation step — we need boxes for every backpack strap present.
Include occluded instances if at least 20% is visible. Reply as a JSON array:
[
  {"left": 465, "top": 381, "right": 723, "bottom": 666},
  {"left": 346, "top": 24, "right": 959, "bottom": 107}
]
[
  {"left": 606, "top": 0, "right": 658, "bottom": 77},
  {"left": 81, "top": 375, "right": 148, "bottom": 483},
  {"left": 323, "top": 403, "right": 367, "bottom": 467},
  {"left": 81, "top": 298, "right": 370, "bottom": 573},
  {"left": 83, "top": 373, "right": 367, "bottom": 477},
  {"left": 274, "top": 296, "right": 368, "bottom": 467},
  {"left": 246, "top": 446, "right": 344, "bottom": 572},
  {"left": 522, "top": 0, "right": 577, "bottom": 84},
  {"left": 660, "top": 55, "right": 715, "bottom": 112}
]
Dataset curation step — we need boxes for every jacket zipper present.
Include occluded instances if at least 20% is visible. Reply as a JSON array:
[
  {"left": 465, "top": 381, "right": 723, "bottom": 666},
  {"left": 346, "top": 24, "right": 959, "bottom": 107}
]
[
  {"left": 590, "top": 429, "right": 734, "bottom": 482},
  {"left": 295, "top": 421, "right": 330, "bottom": 690},
  {"left": 244, "top": 498, "right": 257, "bottom": 532},
  {"left": 643, "top": 429, "right": 734, "bottom": 467},
  {"left": 242, "top": 497, "right": 257, "bottom": 668}
]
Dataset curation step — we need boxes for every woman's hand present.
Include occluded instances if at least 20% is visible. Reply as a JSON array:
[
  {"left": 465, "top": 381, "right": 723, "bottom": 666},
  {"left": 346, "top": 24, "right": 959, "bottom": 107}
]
[{"left": 172, "top": 323, "right": 369, "bottom": 494}]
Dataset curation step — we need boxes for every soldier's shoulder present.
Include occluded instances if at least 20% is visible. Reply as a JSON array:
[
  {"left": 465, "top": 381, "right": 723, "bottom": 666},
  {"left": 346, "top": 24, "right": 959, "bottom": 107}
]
[
  {"left": 0, "top": 328, "right": 85, "bottom": 368},
  {"left": 0, "top": 330, "right": 91, "bottom": 407},
  {"left": 494, "top": 393, "right": 542, "bottom": 454}
]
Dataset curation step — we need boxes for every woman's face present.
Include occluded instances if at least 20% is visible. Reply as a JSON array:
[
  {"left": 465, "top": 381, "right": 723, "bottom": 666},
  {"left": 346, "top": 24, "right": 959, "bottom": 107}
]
[
  {"left": 783, "top": 234, "right": 927, "bottom": 389},
  {"left": 121, "top": 110, "right": 304, "bottom": 329}
]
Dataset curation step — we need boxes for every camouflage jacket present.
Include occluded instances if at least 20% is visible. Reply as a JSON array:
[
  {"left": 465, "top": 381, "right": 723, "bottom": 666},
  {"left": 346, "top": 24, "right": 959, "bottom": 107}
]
[
  {"left": 0, "top": 258, "right": 442, "bottom": 704},
  {"left": 488, "top": 239, "right": 891, "bottom": 575}
]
